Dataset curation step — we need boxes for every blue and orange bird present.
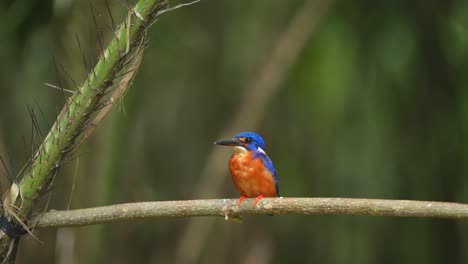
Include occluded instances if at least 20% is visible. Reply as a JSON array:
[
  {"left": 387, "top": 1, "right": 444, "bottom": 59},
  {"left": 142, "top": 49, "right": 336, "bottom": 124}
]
[{"left": 214, "top": 131, "right": 279, "bottom": 206}]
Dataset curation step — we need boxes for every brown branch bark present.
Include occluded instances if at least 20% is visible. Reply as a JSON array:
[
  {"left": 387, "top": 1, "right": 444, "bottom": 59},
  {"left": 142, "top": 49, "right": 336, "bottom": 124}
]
[{"left": 33, "top": 198, "right": 468, "bottom": 228}]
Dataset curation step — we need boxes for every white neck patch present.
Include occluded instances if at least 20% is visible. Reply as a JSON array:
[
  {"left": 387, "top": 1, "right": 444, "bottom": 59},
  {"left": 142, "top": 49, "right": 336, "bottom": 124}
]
[{"left": 257, "top": 147, "right": 266, "bottom": 155}]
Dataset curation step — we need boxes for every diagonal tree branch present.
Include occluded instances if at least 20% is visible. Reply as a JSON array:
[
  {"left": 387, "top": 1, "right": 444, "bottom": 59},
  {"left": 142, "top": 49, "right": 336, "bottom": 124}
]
[
  {"left": 16, "top": 0, "right": 169, "bottom": 215},
  {"left": 33, "top": 198, "right": 468, "bottom": 228},
  {"left": 0, "top": 0, "right": 200, "bottom": 260}
]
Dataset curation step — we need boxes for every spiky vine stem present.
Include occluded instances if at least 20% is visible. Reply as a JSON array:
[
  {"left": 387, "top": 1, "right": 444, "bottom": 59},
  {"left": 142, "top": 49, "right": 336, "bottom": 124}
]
[
  {"left": 0, "top": 0, "right": 189, "bottom": 259},
  {"left": 18, "top": 0, "right": 168, "bottom": 214}
]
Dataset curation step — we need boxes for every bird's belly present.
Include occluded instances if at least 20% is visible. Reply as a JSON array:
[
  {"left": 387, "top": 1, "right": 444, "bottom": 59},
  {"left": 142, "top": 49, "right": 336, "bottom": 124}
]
[{"left": 229, "top": 152, "right": 276, "bottom": 197}]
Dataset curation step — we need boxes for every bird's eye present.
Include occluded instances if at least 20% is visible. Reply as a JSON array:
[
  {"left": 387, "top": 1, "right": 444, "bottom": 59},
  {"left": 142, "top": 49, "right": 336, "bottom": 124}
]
[{"left": 245, "top": 137, "right": 252, "bottom": 143}]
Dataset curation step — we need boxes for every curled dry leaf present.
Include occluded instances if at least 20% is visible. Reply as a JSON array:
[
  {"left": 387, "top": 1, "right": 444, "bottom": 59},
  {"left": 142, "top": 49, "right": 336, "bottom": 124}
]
[{"left": 2, "top": 183, "right": 19, "bottom": 217}]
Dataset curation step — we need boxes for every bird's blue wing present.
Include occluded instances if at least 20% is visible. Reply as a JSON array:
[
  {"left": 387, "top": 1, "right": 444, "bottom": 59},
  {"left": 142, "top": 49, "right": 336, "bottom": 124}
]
[
  {"left": 272, "top": 170, "right": 280, "bottom": 196},
  {"left": 253, "top": 151, "right": 280, "bottom": 196}
]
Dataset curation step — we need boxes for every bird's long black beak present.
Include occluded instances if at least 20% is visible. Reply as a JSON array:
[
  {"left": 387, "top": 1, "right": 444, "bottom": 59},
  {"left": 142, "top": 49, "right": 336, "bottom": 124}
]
[{"left": 214, "top": 139, "right": 242, "bottom": 146}]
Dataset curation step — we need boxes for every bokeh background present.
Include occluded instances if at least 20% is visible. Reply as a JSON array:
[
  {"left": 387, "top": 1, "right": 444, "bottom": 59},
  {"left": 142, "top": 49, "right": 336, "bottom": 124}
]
[{"left": 1, "top": 0, "right": 468, "bottom": 263}]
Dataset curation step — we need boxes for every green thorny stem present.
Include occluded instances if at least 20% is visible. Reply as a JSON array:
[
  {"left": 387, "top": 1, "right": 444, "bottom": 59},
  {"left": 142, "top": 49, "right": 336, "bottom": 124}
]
[
  {"left": 19, "top": 0, "right": 167, "bottom": 214},
  {"left": 18, "top": 0, "right": 167, "bottom": 214},
  {"left": 0, "top": 0, "right": 174, "bottom": 259}
]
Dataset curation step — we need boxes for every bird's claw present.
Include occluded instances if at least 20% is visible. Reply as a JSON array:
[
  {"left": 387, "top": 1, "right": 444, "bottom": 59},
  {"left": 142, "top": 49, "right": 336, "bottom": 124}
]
[
  {"left": 252, "top": 194, "right": 264, "bottom": 207},
  {"left": 237, "top": 195, "right": 246, "bottom": 206}
]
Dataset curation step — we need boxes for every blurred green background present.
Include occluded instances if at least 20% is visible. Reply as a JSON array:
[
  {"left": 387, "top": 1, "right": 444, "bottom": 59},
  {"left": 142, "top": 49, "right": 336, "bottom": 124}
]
[{"left": 1, "top": 0, "right": 468, "bottom": 263}]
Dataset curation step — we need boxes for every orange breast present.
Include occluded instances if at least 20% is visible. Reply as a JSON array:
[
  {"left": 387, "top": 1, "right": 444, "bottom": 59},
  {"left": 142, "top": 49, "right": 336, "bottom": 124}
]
[{"left": 229, "top": 150, "right": 277, "bottom": 197}]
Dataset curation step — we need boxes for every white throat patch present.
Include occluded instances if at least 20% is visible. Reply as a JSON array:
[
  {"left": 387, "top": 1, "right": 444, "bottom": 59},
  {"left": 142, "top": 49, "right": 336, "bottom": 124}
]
[
  {"left": 234, "top": 146, "right": 248, "bottom": 154},
  {"left": 257, "top": 147, "right": 266, "bottom": 154}
]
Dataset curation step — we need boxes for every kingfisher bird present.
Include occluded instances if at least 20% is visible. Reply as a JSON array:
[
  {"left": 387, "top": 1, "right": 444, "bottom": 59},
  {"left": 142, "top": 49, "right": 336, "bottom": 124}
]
[{"left": 214, "top": 131, "right": 279, "bottom": 206}]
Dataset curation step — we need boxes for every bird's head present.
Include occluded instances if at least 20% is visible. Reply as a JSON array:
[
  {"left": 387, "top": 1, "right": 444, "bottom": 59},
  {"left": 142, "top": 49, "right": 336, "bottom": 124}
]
[{"left": 214, "top": 131, "right": 266, "bottom": 153}]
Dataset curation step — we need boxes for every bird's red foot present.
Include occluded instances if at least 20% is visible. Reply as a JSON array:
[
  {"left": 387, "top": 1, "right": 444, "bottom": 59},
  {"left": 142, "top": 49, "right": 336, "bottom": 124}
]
[
  {"left": 237, "top": 195, "right": 247, "bottom": 206},
  {"left": 252, "top": 194, "right": 264, "bottom": 207}
]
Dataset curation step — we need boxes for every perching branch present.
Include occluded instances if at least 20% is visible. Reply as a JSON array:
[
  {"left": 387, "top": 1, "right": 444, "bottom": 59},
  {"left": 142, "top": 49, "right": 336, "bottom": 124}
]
[{"left": 33, "top": 198, "right": 468, "bottom": 228}]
